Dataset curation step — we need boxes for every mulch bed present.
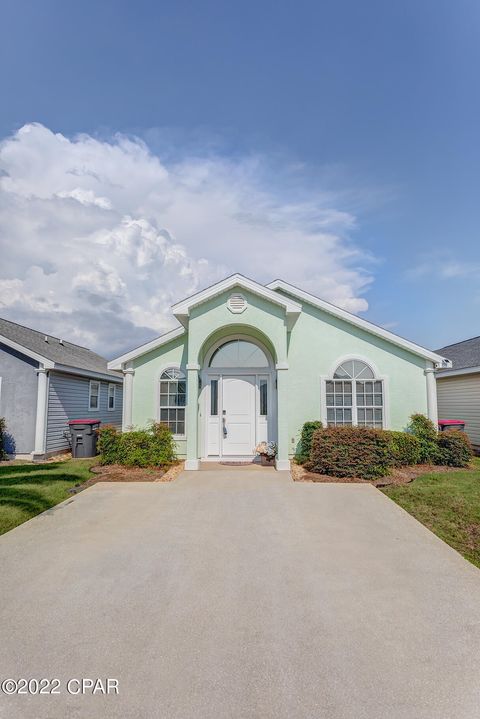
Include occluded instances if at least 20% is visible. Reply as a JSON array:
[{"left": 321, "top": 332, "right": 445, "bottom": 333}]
[
  {"left": 291, "top": 462, "right": 465, "bottom": 486},
  {"left": 68, "top": 461, "right": 185, "bottom": 493}
]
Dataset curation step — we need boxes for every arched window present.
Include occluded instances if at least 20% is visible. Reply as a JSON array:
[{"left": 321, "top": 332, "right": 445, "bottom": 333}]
[
  {"left": 326, "top": 360, "right": 384, "bottom": 428},
  {"left": 209, "top": 340, "right": 269, "bottom": 368},
  {"left": 159, "top": 368, "right": 186, "bottom": 436}
]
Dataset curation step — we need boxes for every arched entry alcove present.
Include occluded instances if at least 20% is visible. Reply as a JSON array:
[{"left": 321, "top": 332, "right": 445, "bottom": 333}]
[{"left": 199, "top": 332, "right": 277, "bottom": 460}]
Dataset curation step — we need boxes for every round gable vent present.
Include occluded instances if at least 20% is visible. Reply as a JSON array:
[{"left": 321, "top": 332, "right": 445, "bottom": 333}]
[{"left": 227, "top": 293, "right": 247, "bottom": 314}]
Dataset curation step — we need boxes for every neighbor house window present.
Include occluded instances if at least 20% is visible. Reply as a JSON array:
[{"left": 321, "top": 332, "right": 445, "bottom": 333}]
[
  {"left": 108, "top": 383, "right": 116, "bottom": 411},
  {"left": 326, "top": 360, "right": 383, "bottom": 428},
  {"left": 89, "top": 380, "right": 100, "bottom": 411},
  {"left": 159, "top": 368, "right": 186, "bottom": 436}
]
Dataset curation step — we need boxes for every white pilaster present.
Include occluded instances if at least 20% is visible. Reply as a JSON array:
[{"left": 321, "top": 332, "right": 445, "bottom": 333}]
[
  {"left": 425, "top": 364, "right": 438, "bottom": 427},
  {"left": 33, "top": 367, "right": 48, "bottom": 458},
  {"left": 185, "top": 366, "right": 200, "bottom": 470},
  {"left": 122, "top": 366, "right": 135, "bottom": 430},
  {"left": 275, "top": 365, "right": 290, "bottom": 471}
]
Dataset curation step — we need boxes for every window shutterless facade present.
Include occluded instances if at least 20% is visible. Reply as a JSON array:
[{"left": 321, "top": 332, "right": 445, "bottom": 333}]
[
  {"left": 326, "top": 360, "right": 384, "bottom": 428},
  {"left": 159, "top": 368, "right": 186, "bottom": 436},
  {"left": 89, "top": 380, "right": 100, "bottom": 411}
]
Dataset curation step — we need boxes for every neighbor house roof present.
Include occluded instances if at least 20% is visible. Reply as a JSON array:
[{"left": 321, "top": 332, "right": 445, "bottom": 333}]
[
  {"left": 0, "top": 317, "right": 122, "bottom": 381},
  {"left": 435, "top": 336, "right": 480, "bottom": 378},
  {"left": 109, "top": 274, "right": 450, "bottom": 369}
]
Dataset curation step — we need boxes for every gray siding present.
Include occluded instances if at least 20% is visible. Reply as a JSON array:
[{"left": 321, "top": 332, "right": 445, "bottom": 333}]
[
  {"left": 46, "top": 372, "right": 123, "bottom": 453},
  {"left": 437, "top": 373, "right": 480, "bottom": 448},
  {"left": 0, "top": 343, "right": 39, "bottom": 454}
]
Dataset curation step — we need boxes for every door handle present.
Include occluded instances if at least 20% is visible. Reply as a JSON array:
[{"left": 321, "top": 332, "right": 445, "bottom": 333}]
[{"left": 222, "top": 416, "right": 227, "bottom": 437}]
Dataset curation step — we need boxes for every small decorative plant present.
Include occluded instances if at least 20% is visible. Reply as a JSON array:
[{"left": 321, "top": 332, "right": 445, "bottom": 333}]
[{"left": 255, "top": 441, "right": 277, "bottom": 465}]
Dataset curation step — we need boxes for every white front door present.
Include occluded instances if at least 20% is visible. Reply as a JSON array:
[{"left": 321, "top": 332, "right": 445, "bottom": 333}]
[{"left": 221, "top": 375, "right": 256, "bottom": 456}]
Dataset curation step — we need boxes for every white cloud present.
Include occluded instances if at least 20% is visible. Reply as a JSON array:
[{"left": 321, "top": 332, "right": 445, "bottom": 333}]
[{"left": 0, "top": 123, "right": 372, "bottom": 356}]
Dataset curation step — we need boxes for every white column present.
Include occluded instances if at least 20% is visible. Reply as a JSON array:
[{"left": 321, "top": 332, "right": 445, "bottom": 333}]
[
  {"left": 185, "top": 363, "right": 200, "bottom": 470},
  {"left": 275, "top": 364, "right": 290, "bottom": 471},
  {"left": 33, "top": 367, "right": 48, "bottom": 458},
  {"left": 122, "top": 366, "right": 135, "bottom": 430},
  {"left": 425, "top": 364, "right": 438, "bottom": 427}
]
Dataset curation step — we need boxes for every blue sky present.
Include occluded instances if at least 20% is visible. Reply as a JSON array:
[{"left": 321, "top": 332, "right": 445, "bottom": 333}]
[{"left": 0, "top": 0, "right": 479, "bottom": 354}]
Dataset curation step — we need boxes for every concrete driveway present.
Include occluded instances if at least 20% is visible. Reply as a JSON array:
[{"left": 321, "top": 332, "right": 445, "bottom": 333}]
[{"left": 1, "top": 469, "right": 480, "bottom": 719}]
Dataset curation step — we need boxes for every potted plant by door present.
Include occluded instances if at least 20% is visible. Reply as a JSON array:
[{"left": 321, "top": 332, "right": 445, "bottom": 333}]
[{"left": 255, "top": 441, "right": 278, "bottom": 466}]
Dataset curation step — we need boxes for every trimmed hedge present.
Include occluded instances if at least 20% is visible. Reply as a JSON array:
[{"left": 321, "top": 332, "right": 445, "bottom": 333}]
[
  {"left": 295, "top": 420, "right": 323, "bottom": 464},
  {"left": 384, "top": 430, "right": 421, "bottom": 467},
  {"left": 437, "top": 430, "right": 473, "bottom": 467},
  {"left": 302, "top": 413, "right": 473, "bottom": 480},
  {"left": 308, "top": 426, "right": 391, "bottom": 479},
  {"left": 0, "top": 417, "right": 6, "bottom": 461},
  {"left": 97, "top": 422, "right": 177, "bottom": 467}
]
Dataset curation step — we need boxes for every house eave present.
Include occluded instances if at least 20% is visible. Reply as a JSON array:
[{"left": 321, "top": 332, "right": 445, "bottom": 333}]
[
  {"left": 0, "top": 334, "right": 55, "bottom": 368},
  {"left": 266, "top": 279, "right": 449, "bottom": 365},
  {"left": 52, "top": 364, "right": 124, "bottom": 383},
  {"left": 108, "top": 326, "right": 186, "bottom": 370},
  {"left": 436, "top": 365, "right": 480, "bottom": 379},
  {"left": 171, "top": 273, "right": 302, "bottom": 326}
]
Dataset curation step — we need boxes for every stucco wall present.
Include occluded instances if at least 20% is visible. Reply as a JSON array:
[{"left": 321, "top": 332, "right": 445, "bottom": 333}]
[
  {"left": 282, "top": 301, "right": 428, "bottom": 456},
  {"left": 132, "top": 333, "right": 188, "bottom": 456},
  {"left": 0, "top": 343, "right": 38, "bottom": 454},
  {"left": 129, "top": 286, "right": 429, "bottom": 460},
  {"left": 46, "top": 372, "right": 123, "bottom": 453}
]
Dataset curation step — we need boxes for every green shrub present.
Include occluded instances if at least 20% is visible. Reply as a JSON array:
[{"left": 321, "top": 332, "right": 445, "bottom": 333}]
[
  {"left": 97, "top": 422, "right": 176, "bottom": 467},
  {"left": 407, "top": 413, "right": 440, "bottom": 463},
  {"left": 308, "top": 426, "right": 391, "bottom": 479},
  {"left": 96, "top": 424, "right": 120, "bottom": 464},
  {"left": 437, "top": 430, "right": 473, "bottom": 467},
  {"left": 0, "top": 417, "right": 6, "bottom": 461},
  {"left": 385, "top": 430, "right": 421, "bottom": 467},
  {"left": 296, "top": 420, "right": 323, "bottom": 464}
]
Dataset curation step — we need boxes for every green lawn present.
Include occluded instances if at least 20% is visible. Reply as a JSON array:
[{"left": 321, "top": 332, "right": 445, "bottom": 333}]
[
  {"left": 382, "top": 458, "right": 480, "bottom": 568},
  {"left": 0, "top": 458, "right": 96, "bottom": 536}
]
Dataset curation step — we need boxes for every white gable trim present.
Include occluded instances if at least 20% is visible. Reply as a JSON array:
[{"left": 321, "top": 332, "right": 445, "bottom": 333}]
[
  {"left": 0, "top": 334, "right": 55, "bottom": 369},
  {"left": 172, "top": 274, "right": 302, "bottom": 327},
  {"left": 266, "top": 279, "right": 450, "bottom": 366},
  {"left": 108, "top": 326, "right": 186, "bottom": 370}
]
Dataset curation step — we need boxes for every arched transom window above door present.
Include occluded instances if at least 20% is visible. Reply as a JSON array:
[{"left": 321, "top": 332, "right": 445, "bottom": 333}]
[
  {"left": 209, "top": 340, "right": 269, "bottom": 368},
  {"left": 326, "top": 359, "right": 384, "bottom": 428}
]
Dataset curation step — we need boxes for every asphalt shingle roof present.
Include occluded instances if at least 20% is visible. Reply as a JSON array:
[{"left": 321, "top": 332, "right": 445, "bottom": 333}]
[
  {"left": 0, "top": 317, "right": 121, "bottom": 378},
  {"left": 435, "top": 336, "right": 480, "bottom": 372}
]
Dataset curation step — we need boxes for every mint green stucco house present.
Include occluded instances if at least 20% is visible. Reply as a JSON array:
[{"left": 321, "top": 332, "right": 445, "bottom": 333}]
[{"left": 108, "top": 274, "right": 449, "bottom": 470}]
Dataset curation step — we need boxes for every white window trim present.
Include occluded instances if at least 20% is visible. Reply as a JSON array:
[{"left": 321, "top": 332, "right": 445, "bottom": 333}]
[
  {"left": 89, "top": 380, "right": 100, "bottom": 412},
  {"left": 157, "top": 364, "right": 187, "bottom": 439},
  {"left": 320, "top": 356, "right": 390, "bottom": 429},
  {"left": 107, "top": 383, "right": 116, "bottom": 411}
]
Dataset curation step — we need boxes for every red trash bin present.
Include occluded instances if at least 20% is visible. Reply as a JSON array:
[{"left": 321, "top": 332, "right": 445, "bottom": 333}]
[{"left": 438, "top": 419, "right": 465, "bottom": 432}]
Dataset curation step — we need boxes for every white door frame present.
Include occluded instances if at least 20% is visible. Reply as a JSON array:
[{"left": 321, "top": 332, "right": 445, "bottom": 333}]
[{"left": 200, "top": 368, "right": 277, "bottom": 460}]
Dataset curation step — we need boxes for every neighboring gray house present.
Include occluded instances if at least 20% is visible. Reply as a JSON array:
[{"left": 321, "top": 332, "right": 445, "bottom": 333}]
[
  {"left": 0, "top": 318, "right": 123, "bottom": 459},
  {"left": 436, "top": 336, "right": 480, "bottom": 451}
]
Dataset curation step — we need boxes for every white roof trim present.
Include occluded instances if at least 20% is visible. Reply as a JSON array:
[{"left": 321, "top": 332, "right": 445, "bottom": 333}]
[
  {"left": 437, "top": 365, "right": 480, "bottom": 378},
  {"left": 266, "top": 279, "right": 449, "bottom": 365},
  {"left": 0, "top": 334, "right": 55, "bottom": 368},
  {"left": 171, "top": 273, "right": 302, "bottom": 326},
  {"left": 108, "top": 326, "right": 186, "bottom": 370}
]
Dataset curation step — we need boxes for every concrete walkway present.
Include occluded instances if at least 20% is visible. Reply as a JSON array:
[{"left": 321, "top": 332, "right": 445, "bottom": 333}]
[{"left": 1, "top": 469, "right": 480, "bottom": 719}]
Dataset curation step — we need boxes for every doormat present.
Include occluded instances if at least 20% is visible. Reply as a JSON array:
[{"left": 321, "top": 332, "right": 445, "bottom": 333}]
[{"left": 219, "top": 461, "right": 254, "bottom": 466}]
